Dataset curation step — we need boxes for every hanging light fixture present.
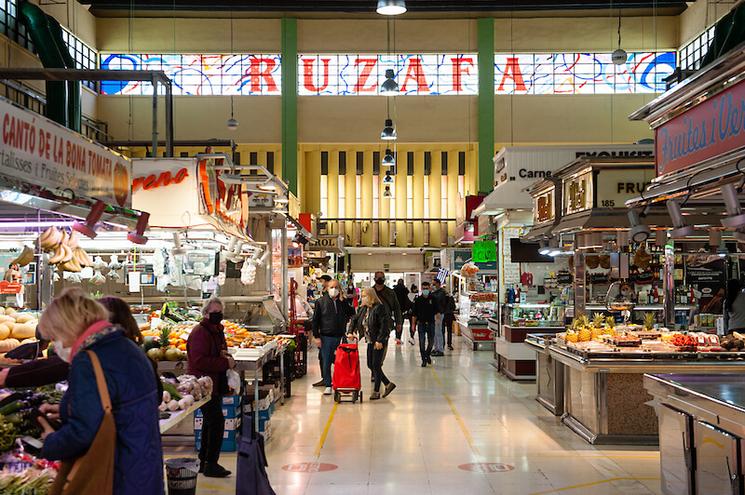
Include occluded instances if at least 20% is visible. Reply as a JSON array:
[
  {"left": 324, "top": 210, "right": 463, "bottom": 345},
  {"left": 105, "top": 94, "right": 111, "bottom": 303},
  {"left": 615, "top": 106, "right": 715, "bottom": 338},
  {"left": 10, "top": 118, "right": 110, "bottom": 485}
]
[
  {"left": 226, "top": 11, "right": 239, "bottom": 130},
  {"left": 383, "top": 148, "right": 395, "bottom": 166},
  {"left": 612, "top": 9, "right": 627, "bottom": 65},
  {"left": 377, "top": 0, "right": 406, "bottom": 16},
  {"left": 721, "top": 183, "right": 745, "bottom": 229},
  {"left": 381, "top": 118, "right": 397, "bottom": 140},
  {"left": 628, "top": 209, "right": 651, "bottom": 243},
  {"left": 381, "top": 69, "right": 399, "bottom": 95}
]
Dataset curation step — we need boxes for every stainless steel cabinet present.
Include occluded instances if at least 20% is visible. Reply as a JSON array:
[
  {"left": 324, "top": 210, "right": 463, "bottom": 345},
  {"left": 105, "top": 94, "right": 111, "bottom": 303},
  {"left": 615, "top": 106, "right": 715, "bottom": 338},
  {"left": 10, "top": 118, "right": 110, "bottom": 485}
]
[
  {"left": 658, "top": 405, "right": 694, "bottom": 495},
  {"left": 694, "top": 421, "right": 742, "bottom": 495}
]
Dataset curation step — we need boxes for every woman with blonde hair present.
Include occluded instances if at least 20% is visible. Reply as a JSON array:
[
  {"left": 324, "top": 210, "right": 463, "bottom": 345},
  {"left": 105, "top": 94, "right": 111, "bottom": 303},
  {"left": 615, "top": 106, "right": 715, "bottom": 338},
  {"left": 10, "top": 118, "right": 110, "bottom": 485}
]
[
  {"left": 36, "top": 287, "right": 163, "bottom": 495},
  {"left": 351, "top": 287, "right": 396, "bottom": 400}
]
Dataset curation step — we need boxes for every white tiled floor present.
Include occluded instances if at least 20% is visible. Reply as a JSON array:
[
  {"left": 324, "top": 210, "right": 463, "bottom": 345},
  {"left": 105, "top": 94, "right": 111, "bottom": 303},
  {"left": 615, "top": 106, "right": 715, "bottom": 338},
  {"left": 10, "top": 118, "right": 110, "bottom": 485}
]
[{"left": 172, "top": 335, "right": 662, "bottom": 495}]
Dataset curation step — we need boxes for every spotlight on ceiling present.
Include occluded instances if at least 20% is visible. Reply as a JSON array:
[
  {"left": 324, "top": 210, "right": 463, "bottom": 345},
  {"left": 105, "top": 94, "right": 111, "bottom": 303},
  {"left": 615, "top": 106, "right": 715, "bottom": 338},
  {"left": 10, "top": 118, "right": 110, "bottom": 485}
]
[
  {"left": 383, "top": 185, "right": 392, "bottom": 198},
  {"left": 383, "top": 148, "right": 395, "bottom": 166},
  {"left": 380, "top": 119, "right": 397, "bottom": 141},
  {"left": 227, "top": 117, "right": 239, "bottom": 131},
  {"left": 628, "top": 209, "right": 651, "bottom": 243},
  {"left": 72, "top": 200, "right": 106, "bottom": 239},
  {"left": 667, "top": 199, "right": 696, "bottom": 238},
  {"left": 128, "top": 212, "right": 149, "bottom": 245},
  {"left": 721, "top": 183, "right": 745, "bottom": 229},
  {"left": 376, "top": 0, "right": 406, "bottom": 16},
  {"left": 381, "top": 69, "right": 399, "bottom": 95}
]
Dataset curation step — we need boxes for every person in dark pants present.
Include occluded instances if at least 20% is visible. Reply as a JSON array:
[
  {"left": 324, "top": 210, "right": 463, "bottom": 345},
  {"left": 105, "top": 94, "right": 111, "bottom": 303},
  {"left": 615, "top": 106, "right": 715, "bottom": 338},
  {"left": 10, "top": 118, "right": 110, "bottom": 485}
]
[
  {"left": 444, "top": 293, "right": 456, "bottom": 350},
  {"left": 353, "top": 288, "right": 396, "bottom": 400},
  {"left": 392, "top": 279, "right": 410, "bottom": 345},
  {"left": 187, "top": 297, "right": 235, "bottom": 478},
  {"left": 312, "top": 274, "right": 333, "bottom": 388},
  {"left": 312, "top": 279, "right": 355, "bottom": 396},
  {"left": 412, "top": 282, "right": 436, "bottom": 367},
  {"left": 431, "top": 279, "right": 448, "bottom": 356},
  {"left": 373, "top": 271, "right": 403, "bottom": 344}
]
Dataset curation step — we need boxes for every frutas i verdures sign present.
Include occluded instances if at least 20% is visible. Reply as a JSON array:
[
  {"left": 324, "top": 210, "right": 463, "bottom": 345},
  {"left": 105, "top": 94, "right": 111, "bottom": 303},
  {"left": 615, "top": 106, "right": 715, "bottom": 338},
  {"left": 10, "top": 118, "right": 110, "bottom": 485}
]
[{"left": 655, "top": 78, "right": 745, "bottom": 177}]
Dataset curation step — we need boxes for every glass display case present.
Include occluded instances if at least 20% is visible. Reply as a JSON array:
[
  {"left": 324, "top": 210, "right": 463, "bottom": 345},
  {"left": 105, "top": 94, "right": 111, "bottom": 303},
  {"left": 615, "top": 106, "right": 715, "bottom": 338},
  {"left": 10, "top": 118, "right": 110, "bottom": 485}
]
[
  {"left": 504, "top": 303, "right": 566, "bottom": 328},
  {"left": 459, "top": 292, "right": 498, "bottom": 325},
  {"left": 221, "top": 295, "right": 287, "bottom": 334}
]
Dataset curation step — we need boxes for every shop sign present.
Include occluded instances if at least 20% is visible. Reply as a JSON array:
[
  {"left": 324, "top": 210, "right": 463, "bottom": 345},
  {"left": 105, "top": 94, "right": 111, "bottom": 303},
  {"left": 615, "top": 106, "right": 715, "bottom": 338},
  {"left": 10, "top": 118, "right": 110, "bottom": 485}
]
[
  {"left": 307, "top": 235, "right": 342, "bottom": 252},
  {"left": 655, "top": 77, "right": 745, "bottom": 177},
  {"left": 132, "top": 167, "right": 189, "bottom": 192},
  {"left": 594, "top": 168, "right": 655, "bottom": 208},
  {"left": 563, "top": 170, "right": 593, "bottom": 215},
  {"left": 0, "top": 97, "right": 132, "bottom": 207},
  {"left": 472, "top": 240, "right": 497, "bottom": 263},
  {"left": 132, "top": 159, "right": 200, "bottom": 228},
  {"left": 533, "top": 188, "right": 555, "bottom": 224}
]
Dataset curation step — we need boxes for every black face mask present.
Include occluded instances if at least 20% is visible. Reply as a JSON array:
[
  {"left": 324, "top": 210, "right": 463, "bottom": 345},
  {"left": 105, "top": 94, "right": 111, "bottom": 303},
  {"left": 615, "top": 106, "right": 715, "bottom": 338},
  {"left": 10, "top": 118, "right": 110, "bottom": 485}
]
[
  {"left": 375, "top": 277, "right": 385, "bottom": 285},
  {"left": 208, "top": 312, "right": 224, "bottom": 324}
]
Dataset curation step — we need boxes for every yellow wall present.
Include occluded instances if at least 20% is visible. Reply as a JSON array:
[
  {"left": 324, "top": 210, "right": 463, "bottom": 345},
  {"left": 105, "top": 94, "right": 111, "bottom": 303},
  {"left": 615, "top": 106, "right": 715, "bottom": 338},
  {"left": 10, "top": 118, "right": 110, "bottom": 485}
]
[{"left": 678, "top": 0, "right": 733, "bottom": 47}]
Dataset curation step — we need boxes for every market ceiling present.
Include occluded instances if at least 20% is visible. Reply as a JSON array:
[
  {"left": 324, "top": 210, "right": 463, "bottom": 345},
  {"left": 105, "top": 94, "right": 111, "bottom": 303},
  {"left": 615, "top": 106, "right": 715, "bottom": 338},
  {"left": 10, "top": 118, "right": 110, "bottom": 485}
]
[{"left": 79, "top": 0, "right": 692, "bottom": 16}]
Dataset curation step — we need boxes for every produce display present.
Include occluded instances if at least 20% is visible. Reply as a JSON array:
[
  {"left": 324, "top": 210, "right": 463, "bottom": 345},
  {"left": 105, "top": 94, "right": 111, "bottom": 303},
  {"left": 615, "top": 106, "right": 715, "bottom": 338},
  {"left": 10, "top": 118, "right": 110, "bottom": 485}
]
[
  {"left": 0, "top": 310, "right": 38, "bottom": 354},
  {"left": 37, "top": 227, "right": 92, "bottom": 273},
  {"left": 0, "top": 464, "right": 56, "bottom": 495},
  {"left": 158, "top": 375, "right": 212, "bottom": 414},
  {"left": 0, "top": 388, "right": 64, "bottom": 453}
]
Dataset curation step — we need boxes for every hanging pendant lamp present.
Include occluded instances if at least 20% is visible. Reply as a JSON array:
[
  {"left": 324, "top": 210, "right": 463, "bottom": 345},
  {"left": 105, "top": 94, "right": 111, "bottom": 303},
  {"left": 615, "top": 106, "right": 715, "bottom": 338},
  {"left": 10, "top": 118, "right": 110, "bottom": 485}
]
[
  {"left": 380, "top": 119, "right": 397, "bottom": 141},
  {"left": 377, "top": 0, "right": 406, "bottom": 16},
  {"left": 383, "top": 148, "right": 395, "bottom": 166},
  {"left": 381, "top": 69, "right": 399, "bottom": 95}
]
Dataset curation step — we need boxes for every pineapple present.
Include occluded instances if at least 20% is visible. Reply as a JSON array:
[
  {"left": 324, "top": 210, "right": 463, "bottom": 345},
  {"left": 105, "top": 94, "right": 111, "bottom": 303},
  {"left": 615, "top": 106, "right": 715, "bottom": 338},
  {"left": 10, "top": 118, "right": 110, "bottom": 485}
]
[
  {"left": 579, "top": 327, "right": 592, "bottom": 342},
  {"left": 603, "top": 316, "right": 616, "bottom": 336},
  {"left": 159, "top": 326, "right": 171, "bottom": 350},
  {"left": 565, "top": 330, "right": 579, "bottom": 343},
  {"left": 593, "top": 313, "right": 605, "bottom": 328},
  {"left": 643, "top": 312, "right": 656, "bottom": 331}
]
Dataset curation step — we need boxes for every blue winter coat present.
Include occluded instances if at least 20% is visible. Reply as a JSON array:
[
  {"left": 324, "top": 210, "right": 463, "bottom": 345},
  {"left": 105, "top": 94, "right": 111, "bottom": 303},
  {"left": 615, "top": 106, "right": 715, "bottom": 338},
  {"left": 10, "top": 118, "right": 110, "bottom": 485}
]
[{"left": 42, "top": 328, "right": 164, "bottom": 495}]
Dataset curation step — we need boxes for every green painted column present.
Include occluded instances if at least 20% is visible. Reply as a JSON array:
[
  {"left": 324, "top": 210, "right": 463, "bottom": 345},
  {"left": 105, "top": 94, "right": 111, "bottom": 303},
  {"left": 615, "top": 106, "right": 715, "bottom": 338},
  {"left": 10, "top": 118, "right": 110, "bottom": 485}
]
[
  {"left": 281, "top": 18, "right": 298, "bottom": 195},
  {"left": 477, "top": 18, "right": 495, "bottom": 195}
]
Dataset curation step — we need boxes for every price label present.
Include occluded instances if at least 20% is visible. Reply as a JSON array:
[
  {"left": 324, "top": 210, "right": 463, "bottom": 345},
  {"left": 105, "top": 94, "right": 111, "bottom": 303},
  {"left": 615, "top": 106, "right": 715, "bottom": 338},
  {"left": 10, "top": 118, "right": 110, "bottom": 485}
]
[{"left": 472, "top": 240, "right": 496, "bottom": 263}]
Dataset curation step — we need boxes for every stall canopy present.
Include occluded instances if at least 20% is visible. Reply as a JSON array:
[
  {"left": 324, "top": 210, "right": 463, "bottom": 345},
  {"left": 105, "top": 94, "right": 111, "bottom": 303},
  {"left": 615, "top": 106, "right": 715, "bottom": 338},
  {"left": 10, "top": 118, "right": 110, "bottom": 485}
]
[{"left": 0, "top": 96, "right": 145, "bottom": 229}]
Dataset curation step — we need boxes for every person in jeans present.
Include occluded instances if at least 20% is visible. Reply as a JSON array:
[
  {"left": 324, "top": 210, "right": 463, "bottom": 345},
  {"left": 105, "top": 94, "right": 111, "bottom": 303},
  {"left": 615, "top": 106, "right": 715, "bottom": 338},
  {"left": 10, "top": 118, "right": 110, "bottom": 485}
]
[
  {"left": 373, "top": 272, "right": 403, "bottom": 344},
  {"left": 187, "top": 297, "right": 235, "bottom": 478},
  {"left": 431, "top": 279, "right": 448, "bottom": 356},
  {"left": 352, "top": 288, "right": 396, "bottom": 400},
  {"left": 411, "top": 282, "right": 436, "bottom": 367},
  {"left": 312, "top": 279, "right": 354, "bottom": 396}
]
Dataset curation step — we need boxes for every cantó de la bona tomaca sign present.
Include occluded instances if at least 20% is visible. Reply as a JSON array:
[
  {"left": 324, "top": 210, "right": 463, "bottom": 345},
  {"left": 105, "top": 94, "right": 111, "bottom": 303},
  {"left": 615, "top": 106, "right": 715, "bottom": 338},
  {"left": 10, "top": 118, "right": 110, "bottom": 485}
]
[
  {"left": 0, "top": 98, "right": 131, "bottom": 207},
  {"left": 656, "top": 78, "right": 745, "bottom": 177}
]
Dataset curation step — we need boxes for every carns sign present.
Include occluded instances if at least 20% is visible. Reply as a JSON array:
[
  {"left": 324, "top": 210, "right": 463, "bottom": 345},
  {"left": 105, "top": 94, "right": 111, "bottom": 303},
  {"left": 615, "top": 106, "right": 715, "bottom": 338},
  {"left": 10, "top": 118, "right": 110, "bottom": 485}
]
[{"left": 655, "top": 78, "right": 745, "bottom": 177}]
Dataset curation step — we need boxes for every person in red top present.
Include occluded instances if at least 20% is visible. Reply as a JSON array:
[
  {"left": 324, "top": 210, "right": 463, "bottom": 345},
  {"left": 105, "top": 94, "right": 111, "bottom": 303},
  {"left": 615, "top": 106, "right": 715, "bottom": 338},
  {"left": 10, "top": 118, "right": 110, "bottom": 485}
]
[{"left": 187, "top": 297, "right": 235, "bottom": 478}]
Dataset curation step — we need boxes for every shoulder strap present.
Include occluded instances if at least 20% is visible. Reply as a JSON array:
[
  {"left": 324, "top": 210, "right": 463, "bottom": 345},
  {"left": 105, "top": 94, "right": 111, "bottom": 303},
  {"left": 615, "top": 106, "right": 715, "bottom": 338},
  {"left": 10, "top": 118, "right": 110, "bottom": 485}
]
[{"left": 86, "top": 350, "right": 112, "bottom": 413}]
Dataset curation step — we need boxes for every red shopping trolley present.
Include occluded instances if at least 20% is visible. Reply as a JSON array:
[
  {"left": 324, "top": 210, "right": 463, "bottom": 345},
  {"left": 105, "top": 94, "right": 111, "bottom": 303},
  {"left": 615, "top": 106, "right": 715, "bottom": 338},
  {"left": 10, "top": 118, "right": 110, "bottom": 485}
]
[{"left": 332, "top": 339, "right": 363, "bottom": 404}]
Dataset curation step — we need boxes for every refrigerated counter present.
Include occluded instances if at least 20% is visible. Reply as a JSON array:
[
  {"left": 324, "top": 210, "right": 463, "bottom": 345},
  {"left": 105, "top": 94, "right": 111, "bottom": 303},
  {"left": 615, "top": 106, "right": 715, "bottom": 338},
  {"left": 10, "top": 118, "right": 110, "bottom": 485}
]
[
  {"left": 549, "top": 344, "right": 745, "bottom": 446},
  {"left": 645, "top": 374, "right": 745, "bottom": 495},
  {"left": 524, "top": 333, "right": 564, "bottom": 415}
]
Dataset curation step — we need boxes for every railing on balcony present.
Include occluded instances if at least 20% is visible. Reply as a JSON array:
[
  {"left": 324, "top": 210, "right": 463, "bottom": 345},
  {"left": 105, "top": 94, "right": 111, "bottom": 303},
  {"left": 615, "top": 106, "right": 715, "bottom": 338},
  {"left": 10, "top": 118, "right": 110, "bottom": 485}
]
[{"left": 317, "top": 218, "right": 456, "bottom": 248}]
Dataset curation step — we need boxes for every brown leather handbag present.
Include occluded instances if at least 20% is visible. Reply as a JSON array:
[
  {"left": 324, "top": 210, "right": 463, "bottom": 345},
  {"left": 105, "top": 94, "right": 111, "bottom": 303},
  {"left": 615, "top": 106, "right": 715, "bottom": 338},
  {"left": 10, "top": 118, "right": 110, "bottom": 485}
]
[{"left": 50, "top": 350, "right": 116, "bottom": 495}]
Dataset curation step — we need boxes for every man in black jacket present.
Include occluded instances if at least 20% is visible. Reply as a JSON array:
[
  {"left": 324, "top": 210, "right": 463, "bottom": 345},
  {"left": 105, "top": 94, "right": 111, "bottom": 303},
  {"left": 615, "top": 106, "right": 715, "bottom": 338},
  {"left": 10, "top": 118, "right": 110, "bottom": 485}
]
[
  {"left": 411, "top": 281, "right": 436, "bottom": 367},
  {"left": 373, "top": 271, "right": 403, "bottom": 341},
  {"left": 392, "top": 279, "right": 410, "bottom": 345},
  {"left": 312, "top": 274, "right": 334, "bottom": 388},
  {"left": 431, "top": 279, "right": 448, "bottom": 356},
  {"left": 312, "top": 279, "right": 355, "bottom": 395}
]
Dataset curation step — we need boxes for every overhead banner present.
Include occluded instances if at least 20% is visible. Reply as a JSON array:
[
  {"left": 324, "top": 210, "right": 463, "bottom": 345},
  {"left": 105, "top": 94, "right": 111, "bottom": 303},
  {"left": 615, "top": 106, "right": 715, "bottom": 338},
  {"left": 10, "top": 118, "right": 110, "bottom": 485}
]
[{"left": 0, "top": 97, "right": 132, "bottom": 208}]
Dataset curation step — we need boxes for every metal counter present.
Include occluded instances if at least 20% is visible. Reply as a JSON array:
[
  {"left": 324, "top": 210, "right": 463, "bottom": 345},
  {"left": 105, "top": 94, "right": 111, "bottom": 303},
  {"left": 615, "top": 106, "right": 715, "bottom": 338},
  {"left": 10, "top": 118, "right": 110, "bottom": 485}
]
[
  {"left": 457, "top": 317, "right": 495, "bottom": 351},
  {"left": 525, "top": 334, "right": 564, "bottom": 415},
  {"left": 644, "top": 374, "right": 745, "bottom": 495},
  {"left": 548, "top": 344, "right": 745, "bottom": 446}
]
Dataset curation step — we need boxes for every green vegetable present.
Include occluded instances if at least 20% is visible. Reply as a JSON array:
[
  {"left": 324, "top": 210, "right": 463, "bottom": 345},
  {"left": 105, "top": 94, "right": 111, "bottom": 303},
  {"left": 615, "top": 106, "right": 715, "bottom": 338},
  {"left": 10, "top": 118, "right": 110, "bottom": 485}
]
[
  {"left": 0, "top": 401, "right": 23, "bottom": 417},
  {"left": 161, "top": 382, "right": 182, "bottom": 401}
]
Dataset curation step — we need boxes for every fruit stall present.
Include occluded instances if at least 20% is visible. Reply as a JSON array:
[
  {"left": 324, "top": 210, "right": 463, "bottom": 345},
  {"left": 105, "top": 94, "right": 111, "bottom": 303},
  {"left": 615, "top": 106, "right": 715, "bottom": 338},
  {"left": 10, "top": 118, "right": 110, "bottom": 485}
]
[{"left": 525, "top": 319, "right": 745, "bottom": 446}]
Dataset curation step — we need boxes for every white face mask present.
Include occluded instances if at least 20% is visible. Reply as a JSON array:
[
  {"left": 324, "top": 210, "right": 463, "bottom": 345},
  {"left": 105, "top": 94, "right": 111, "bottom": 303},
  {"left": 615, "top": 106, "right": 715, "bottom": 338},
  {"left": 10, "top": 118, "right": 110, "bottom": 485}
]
[
  {"left": 328, "top": 288, "right": 339, "bottom": 298},
  {"left": 54, "top": 340, "right": 73, "bottom": 363}
]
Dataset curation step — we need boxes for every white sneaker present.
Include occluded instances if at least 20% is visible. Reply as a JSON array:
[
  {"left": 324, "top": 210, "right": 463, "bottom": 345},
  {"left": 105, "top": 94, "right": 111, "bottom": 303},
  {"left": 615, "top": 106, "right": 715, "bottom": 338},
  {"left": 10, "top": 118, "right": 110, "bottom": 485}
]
[{"left": 324, "top": 387, "right": 332, "bottom": 395}]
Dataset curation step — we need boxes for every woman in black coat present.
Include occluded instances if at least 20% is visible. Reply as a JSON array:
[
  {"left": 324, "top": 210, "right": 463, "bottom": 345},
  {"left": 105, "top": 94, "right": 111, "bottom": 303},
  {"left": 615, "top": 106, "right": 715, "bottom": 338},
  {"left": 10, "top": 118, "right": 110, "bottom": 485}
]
[{"left": 352, "top": 287, "right": 396, "bottom": 400}]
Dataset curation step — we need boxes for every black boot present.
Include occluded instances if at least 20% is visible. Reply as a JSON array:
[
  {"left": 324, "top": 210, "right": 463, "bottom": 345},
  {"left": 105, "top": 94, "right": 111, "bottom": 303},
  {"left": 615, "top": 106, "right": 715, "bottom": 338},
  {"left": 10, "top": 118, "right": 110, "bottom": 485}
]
[{"left": 203, "top": 463, "right": 231, "bottom": 478}]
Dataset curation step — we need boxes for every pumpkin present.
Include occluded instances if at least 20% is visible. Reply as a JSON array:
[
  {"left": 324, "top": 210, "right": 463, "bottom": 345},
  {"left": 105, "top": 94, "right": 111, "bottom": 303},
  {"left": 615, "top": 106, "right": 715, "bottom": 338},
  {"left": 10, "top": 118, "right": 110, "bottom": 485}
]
[
  {"left": 0, "top": 339, "right": 20, "bottom": 353},
  {"left": 11, "top": 323, "right": 36, "bottom": 340},
  {"left": 0, "top": 324, "right": 10, "bottom": 340}
]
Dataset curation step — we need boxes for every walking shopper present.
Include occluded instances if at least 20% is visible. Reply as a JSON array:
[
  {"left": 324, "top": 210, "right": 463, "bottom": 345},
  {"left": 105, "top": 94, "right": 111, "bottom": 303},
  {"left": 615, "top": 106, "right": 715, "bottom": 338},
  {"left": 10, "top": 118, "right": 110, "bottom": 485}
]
[
  {"left": 407, "top": 284, "right": 418, "bottom": 345},
  {"left": 356, "top": 288, "right": 396, "bottom": 400},
  {"left": 36, "top": 288, "right": 164, "bottom": 494},
  {"left": 412, "top": 282, "right": 436, "bottom": 367},
  {"left": 431, "top": 279, "right": 448, "bottom": 356},
  {"left": 444, "top": 293, "right": 456, "bottom": 350},
  {"left": 313, "top": 274, "right": 334, "bottom": 387},
  {"left": 373, "top": 271, "right": 403, "bottom": 344},
  {"left": 312, "top": 279, "right": 355, "bottom": 396},
  {"left": 187, "top": 297, "right": 235, "bottom": 478},
  {"left": 393, "top": 279, "right": 410, "bottom": 345}
]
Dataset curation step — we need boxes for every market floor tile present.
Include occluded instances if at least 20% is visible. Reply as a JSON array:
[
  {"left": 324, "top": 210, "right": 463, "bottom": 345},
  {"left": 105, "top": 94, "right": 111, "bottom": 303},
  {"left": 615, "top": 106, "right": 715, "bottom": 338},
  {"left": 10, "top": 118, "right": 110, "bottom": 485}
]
[{"left": 167, "top": 335, "right": 662, "bottom": 495}]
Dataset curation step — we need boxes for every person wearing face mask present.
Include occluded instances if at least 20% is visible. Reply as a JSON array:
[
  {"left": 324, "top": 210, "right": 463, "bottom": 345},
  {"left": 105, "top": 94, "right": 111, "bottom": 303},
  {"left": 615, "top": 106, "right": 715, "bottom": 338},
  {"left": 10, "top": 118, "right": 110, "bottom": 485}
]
[
  {"left": 373, "top": 271, "right": 403, "bottom": 344},
  {"left": 312, "top": 280, "right": 355, "bottom": 396},
  {"left": 35, "top": 288, "right": 164, "bottom": 495},
  {"left": 187, "top": 297, "right": 236, "bottom": 478},
  {"left": 411, "top": 281, "right": 437, "bottom": 367},
  {"left": 312, "top": 274, "right": 334, "bottom": 388},
  {"left": 351, "top": 288, "right": 396, "bottom": 400}
]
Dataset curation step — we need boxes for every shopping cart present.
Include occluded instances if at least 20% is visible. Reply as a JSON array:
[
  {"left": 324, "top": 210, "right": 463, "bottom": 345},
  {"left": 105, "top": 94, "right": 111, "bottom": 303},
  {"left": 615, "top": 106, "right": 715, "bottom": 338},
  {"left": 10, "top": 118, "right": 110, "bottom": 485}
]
[{"left": 332, "top": 336, "right": 363, "bottom": 403}]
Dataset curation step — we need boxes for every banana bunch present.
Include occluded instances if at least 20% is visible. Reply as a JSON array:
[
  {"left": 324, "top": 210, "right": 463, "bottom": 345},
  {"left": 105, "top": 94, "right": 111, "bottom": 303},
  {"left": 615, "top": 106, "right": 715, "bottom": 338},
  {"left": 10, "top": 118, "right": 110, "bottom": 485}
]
[
  {"left": 9, "top": 246, "right": 34, "bottom": 267},
  {"left": 37, "top": 227, "right": 93, "bottom": 272}
]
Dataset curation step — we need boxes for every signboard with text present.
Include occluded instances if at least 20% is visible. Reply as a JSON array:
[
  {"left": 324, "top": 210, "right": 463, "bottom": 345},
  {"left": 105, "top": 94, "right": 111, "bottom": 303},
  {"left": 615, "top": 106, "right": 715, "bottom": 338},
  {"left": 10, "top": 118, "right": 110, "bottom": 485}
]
[
  {"left": 594, "top": 168, "right": 655, "bottom": 208},
  {"left": 0, "top": 97, "right": 132, "bottom": 208},
  {"left": 472, "top": 240, "right": 497, "bottom": 263},
  {"left": 655, "top": 77, "right": 745, "bottom": 177}
]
